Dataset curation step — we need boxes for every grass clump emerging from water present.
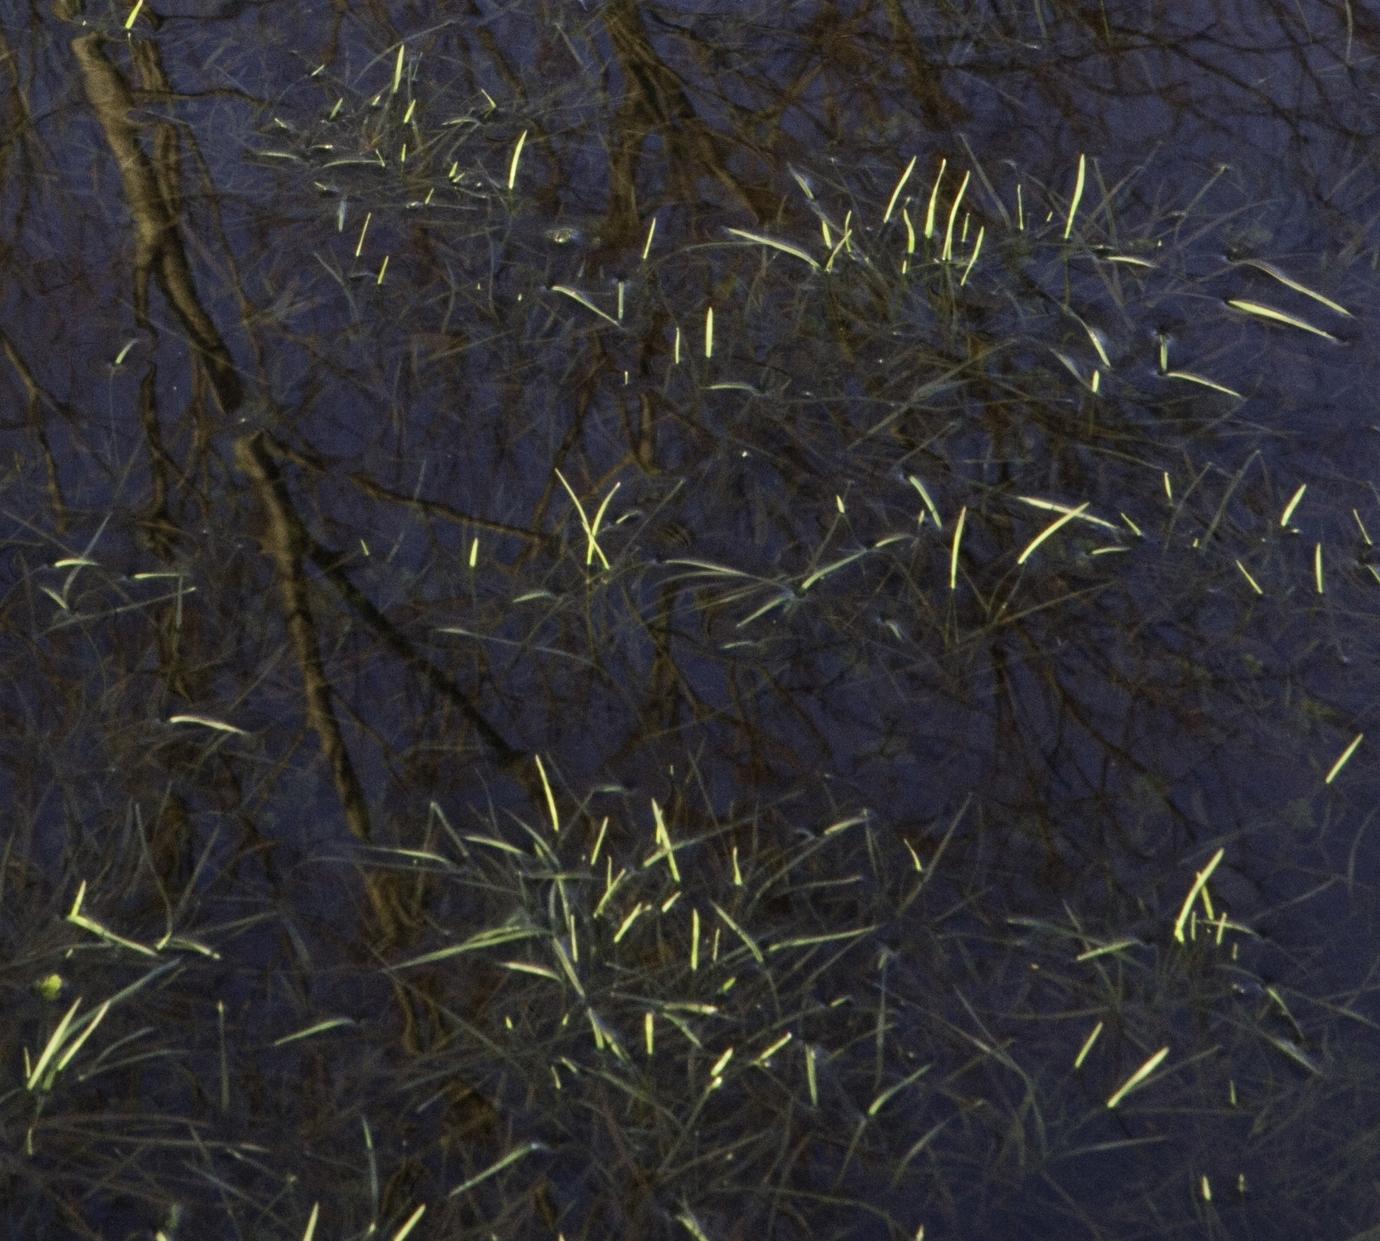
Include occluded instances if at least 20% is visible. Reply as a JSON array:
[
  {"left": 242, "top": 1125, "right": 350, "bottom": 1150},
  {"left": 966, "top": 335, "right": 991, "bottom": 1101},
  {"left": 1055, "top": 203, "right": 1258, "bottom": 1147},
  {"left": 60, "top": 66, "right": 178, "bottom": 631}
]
[{"left": 5, "top": 21, "right": 1379, "bottom": 1241}]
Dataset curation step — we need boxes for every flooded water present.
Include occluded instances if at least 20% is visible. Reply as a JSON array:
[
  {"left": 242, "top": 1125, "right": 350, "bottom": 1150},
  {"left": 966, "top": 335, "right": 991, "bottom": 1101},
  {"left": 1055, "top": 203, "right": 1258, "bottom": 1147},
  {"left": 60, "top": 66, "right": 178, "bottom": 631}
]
[{"left": 3, "top": 2, "right": 1379, "bottom": 1238}]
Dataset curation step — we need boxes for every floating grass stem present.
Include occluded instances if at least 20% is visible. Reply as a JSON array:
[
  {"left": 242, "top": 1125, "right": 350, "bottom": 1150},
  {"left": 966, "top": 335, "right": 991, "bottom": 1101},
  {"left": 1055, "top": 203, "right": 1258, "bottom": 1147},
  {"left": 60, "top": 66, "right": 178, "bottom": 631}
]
[
  {"left": 447, "top": 1141, "right": 546, "bottom": 1199},
  {"left": 1233, "top": 259, "right": 1352, "bottom": 317},
  {"left": 725, "top": 227, "right": 818, "bottom": 269},
  {"left": 1063, "top": 153, "right": 1087, "bottom": 241},
  {"left": 551, "top": 284, "right": 620, "bottom": 327},
  {"left": 1163, "top": 370, "right": 1241, "bottom": 398},
  {"left": 1324, "top": 733, "right": 1363, "bottom": 785},
  {"left": 1235, "top": 560, "right": 1263, "bottom": 594},
  {"left": 1017, "top": 502, "right": 1089, "bottom": 566},
  {"left": 1226, "top": 298, "right": 1338, "bottom": 341},
  {"left": 1106, "top": 1045, "right": 1170, "bottom": 1109},
  {"left": 1074, "top": 1021, "right": 1104, "bottom": 1069}
]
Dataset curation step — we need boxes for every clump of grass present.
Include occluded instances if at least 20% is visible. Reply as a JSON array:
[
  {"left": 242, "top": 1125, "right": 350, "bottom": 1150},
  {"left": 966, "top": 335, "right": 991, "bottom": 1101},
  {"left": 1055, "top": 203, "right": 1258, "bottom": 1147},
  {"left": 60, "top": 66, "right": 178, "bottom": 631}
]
[
  {"left": 5, "top": 13, "right": 1378, "bottom": 1238},
  {"left": 5, "top": 733, "right": 1375, "bottom": 1237}
]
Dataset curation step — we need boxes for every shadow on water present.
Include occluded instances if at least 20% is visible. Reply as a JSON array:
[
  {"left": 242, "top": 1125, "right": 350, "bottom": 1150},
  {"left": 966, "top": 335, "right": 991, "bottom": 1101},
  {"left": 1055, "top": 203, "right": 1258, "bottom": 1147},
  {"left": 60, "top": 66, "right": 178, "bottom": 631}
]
[{"left": 2, "top": 1, "right": 1380, "bottom": 1237}]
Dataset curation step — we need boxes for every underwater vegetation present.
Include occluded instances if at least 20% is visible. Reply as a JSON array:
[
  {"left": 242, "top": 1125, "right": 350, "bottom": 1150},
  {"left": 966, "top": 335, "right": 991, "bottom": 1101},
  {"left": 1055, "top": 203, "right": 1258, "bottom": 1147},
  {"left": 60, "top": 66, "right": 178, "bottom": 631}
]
[{"left": 3, "top": 2, "right": 1380, "bottom": 1239}]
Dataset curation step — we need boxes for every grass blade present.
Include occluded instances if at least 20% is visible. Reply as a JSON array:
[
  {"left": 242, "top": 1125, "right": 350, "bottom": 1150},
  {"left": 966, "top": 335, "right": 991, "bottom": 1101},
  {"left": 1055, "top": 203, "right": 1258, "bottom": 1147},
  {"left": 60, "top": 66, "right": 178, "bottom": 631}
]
[
  {"left": 724, "top": 227, "right": 818, "bottom": 269},
  {"left": 1106, "top": 1045, "right": 1170, "bottom": 1108},
  {"left": 1226, "top": 299, "right": 1338, "bottom": 341},
  {"left": 1325, "top": 733, "right": 1363, "bottom": 785},
  {"left": 1017, "top": 503, "right": 1089, "bottom": 566},
  {"left": 1172, "top": 847, "right": 1225, "bottom": 943}
]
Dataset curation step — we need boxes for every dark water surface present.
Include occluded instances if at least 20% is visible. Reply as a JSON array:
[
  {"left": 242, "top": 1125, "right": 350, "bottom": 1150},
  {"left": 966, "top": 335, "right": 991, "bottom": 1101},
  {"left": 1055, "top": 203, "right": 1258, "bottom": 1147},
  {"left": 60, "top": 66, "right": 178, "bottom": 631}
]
[{"left": 2, "top": 2, "right": 1379, "bottom": 1238}]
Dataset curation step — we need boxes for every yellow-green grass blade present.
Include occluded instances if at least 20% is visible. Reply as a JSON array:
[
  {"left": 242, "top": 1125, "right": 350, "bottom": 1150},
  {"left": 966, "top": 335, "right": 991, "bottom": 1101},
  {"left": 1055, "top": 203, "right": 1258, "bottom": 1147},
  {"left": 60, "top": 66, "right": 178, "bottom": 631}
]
[
  {"left": 1172, "top": 847, "right": 1225, "bottom": 943},
  {"left": 447, "top": 1141, "right": 546, "bottom": 1198},
  {"left": 1226, "top": 298, "right": 1339, "bottom": 341},
  {"left": 1017, "top": 503, "right": 1089, "bottom": 566},
  {"left": 1234, "top": 259, "right": 1351, "bottom": 317},
  {"left": 1106, "top": 1045, "right": 1170, "bottom": 1108},
  {"left": 551, "top": 284, "right": 620, "bottom": 328},
  {"left": 1016, "top": 495, "right": 1118, "bottom": 531},
  {"left": 1325, "top": 732, "right": 1363, "bottom": 785},
  {"left": 1074, "top": 1021, "right": 1104, "bottom": 1069},
  {"left": 1162, "top": 370, "right": 1242, "bottom": 398},
  {"left": 273, "top": 1018, "right": 357, "bottom": 1046},
  {"left": 724, "top": 227, "right": 819, "bottom": 269},
  {"left": 1063, "top": 153, "right": 1086, "bottom": 240},
  {"left": 884, "top": 155, "right": 917, "bottom": 224}
]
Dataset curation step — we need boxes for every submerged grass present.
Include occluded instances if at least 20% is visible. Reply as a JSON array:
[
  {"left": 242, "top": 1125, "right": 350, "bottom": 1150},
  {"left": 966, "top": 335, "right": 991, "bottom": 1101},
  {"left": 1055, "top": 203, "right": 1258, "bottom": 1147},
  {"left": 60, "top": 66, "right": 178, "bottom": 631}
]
[
  {"left": 4, "top": 707, "right": 1377, "bottom": 1237},
  {"left": 4, "top": 7, "right": 1380, "bottom": 1241}
]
